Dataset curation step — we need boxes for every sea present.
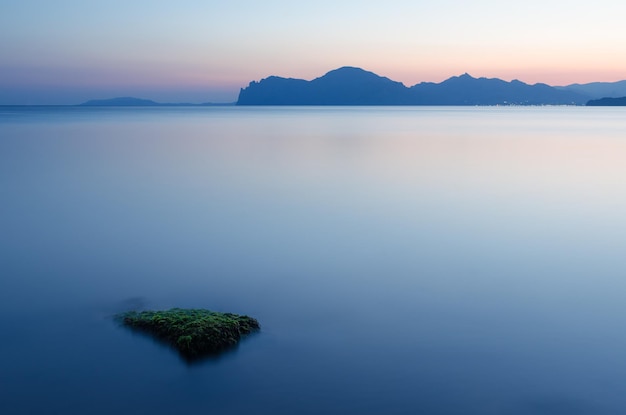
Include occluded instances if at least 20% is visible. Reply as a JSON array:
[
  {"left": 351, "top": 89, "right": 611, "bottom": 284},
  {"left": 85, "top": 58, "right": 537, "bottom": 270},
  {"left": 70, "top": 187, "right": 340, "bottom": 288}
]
[{"left": 2, "top": 106, "right": 626, "bottom": 414}]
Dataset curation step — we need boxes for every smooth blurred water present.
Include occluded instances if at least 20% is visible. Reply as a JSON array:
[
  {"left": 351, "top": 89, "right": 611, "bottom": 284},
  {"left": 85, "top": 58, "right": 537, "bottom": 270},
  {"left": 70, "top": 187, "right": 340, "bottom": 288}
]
[{"left": 2, "top": 106, "right": 626, "bottom": 414}]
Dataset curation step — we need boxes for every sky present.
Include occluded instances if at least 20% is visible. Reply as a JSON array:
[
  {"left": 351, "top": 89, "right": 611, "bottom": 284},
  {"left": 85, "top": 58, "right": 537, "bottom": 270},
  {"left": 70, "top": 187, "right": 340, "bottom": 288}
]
[{"left": 2, "top": 0, "right": 626, "bottom": 104}]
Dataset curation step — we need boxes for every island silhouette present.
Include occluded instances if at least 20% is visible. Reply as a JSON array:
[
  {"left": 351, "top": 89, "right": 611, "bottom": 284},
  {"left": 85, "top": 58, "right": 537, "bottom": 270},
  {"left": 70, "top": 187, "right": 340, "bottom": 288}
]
[{"left": 586, "top": 96, "right": 626, "bottom": 106}]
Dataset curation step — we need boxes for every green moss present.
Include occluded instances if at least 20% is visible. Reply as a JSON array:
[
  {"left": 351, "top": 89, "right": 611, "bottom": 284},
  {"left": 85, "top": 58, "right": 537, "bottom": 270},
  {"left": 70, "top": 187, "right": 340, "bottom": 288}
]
[{"left": 115, "top": 308, "right": 260, "bottom": 360}]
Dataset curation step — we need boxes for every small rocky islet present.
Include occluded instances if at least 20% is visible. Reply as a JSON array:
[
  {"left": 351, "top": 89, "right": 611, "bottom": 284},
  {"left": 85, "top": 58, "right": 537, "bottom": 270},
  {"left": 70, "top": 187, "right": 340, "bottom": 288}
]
[{"left": 115, "top": 308, "right": 260, "bottom": 360}]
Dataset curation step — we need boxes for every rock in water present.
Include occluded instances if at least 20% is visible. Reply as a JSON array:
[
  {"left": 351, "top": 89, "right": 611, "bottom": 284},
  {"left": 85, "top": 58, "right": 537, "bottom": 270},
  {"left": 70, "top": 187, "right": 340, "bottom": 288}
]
[{"left": 115, "top": 308, "right": 260, "bottom": 360}]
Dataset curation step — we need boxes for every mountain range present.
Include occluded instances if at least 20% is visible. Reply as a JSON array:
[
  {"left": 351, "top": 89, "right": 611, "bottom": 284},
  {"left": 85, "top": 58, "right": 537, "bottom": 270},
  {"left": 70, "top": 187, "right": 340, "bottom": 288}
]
[{"left": 237, "top": 67, "right": 626, "bottom": 106}]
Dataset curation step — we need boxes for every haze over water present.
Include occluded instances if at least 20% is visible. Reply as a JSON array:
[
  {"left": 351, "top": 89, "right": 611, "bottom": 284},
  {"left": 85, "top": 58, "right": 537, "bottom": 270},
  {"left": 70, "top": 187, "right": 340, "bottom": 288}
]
[{"left": 2, "top": 106, "right": 626, "bottom": 414}]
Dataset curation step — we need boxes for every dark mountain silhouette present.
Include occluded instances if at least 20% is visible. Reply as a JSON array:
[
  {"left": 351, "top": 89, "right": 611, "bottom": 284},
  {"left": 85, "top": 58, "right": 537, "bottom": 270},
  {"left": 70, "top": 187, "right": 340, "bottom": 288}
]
[
  {"left": 586, "top": 96, "right": 626, "bottom": 106},
  {"left": 237, "top": 67, "right": 589, "bottom": 106},
  {"left": 237, "top": 67, "right": 411, "bottom": 105},
  {"left": 558, "top": 80, "right": 626, "bottom": 100},
  {"left": 409, "top": 73, "right": 585, "bottom": 105}
]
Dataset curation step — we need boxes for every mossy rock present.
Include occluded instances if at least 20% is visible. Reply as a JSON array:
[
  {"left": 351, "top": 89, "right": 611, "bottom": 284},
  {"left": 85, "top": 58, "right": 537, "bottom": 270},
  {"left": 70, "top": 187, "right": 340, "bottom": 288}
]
[{"left": 115, "top": 308, "right": 260, "bottom": 360}]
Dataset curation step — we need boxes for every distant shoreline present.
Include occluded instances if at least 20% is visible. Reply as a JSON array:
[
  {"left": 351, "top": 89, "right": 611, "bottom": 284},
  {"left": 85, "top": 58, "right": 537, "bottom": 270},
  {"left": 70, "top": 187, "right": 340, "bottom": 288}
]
[
  {"left": 78, "top": 97, "right": 236, "bottom": 107},
  {"left": 3, "top": 103, "right": 623, "bottom": 108},
  {"left": 0, "top": 103, "right": 236, "bottom": 107}
]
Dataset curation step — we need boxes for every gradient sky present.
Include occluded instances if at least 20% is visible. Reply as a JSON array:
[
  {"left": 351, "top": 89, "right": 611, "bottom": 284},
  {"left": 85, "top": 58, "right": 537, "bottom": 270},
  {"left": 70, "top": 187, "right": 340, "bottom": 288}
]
[{"left": 2, "top": 0, "right": 626, "bottom": 104}]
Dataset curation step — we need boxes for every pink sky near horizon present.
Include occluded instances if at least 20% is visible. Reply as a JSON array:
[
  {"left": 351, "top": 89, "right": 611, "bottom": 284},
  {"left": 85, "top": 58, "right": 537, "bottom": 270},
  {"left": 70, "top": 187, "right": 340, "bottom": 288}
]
[{"left": 2, "top": 0, "right": 626, "bottom": 104}]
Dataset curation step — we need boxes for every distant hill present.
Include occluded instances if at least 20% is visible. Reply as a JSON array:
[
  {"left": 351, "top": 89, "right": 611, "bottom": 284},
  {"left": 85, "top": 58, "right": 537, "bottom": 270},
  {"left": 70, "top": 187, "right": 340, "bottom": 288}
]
[
  {"left": 558, "top": 80, "right": 626, "bottom": 100},
  {"left": 409, "top": 73, "right": 585, "bottom": 105},
  {"left": 586, "top": 96, "right": 626, "bottom": 106},
  {"left": 79, "top": 97, "right": 235, "bottom": 106},
  {"left": 237, "top": 67, "right": 411, "bottom": 105},
  {"left": 237, "top": 67, "right": 589, "bottom": 106}
]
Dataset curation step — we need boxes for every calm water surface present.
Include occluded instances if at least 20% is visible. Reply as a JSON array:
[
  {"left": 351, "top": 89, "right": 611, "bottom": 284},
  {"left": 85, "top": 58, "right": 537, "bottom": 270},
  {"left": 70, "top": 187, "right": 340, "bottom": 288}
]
[{"left": 2, "top": 106, "right": 626, "bottom": 414}]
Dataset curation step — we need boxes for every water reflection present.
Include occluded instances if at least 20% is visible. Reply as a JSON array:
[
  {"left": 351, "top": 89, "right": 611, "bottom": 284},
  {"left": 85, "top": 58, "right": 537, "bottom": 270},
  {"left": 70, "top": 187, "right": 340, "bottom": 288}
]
[{"left": 1, "top": 106, "right": 626, "bottom": 414}]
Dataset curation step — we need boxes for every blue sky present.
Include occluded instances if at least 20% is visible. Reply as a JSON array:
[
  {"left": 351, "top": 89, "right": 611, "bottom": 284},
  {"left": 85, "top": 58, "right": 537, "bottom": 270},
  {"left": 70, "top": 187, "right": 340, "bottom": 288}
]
[{"left": 2, "top": 0, "right": 626, "bottom": 104}]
